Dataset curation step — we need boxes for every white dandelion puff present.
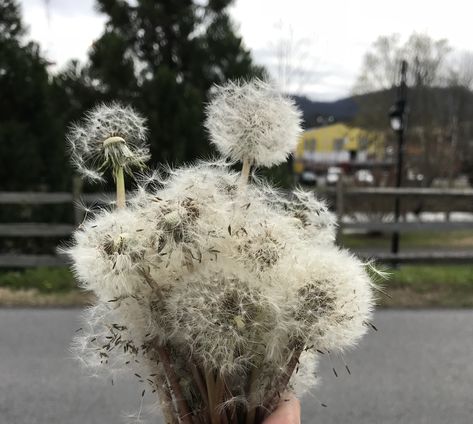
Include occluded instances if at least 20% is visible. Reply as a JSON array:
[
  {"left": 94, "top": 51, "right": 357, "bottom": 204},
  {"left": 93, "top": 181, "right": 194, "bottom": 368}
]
[
  {"left": 67, "top": 102, "right": 150, "bottom": 181},
  {"left": 205, "top": 79, "right": 303, "bottom": 167}
]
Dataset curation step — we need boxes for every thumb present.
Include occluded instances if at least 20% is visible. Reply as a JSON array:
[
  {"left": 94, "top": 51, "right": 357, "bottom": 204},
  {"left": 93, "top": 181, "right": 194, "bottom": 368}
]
[{"left": 263, "top": 393, "right": 300, "bottom": 424}]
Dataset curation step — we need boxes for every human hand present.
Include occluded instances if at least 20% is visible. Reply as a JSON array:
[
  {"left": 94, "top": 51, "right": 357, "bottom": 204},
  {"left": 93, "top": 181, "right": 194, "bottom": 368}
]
[{"left": 263, "top": 393, "right": 300, "bottom": 424}]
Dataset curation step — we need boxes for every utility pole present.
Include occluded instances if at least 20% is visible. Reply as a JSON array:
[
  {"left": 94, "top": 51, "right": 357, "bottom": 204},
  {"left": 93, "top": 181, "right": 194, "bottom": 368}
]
[{"left": 389, "top": 60, "right": 408, "bottom": 256}]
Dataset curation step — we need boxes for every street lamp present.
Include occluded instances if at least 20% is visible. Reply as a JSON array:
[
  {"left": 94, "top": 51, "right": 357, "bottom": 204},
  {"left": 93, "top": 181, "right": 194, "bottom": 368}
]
[
  {"left": 389, "top": 102, "right": 405, "bottom": 132},
  {"left": 389, "top": 60, "right": 408, "bottom": 257}
]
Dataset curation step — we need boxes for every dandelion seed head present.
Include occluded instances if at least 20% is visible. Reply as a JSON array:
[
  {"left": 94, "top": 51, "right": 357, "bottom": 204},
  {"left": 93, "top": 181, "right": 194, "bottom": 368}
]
[
  {"left": 205, "top": 80, "right": 302, "bottom": 167},
  {"left": 287, "top": 247, "right": 374, "bottom": 352},
  {"left": 67, "top": 102, "right": 150, "bottom": 181},
  {"left": 290, "top": 189, "right": 337, "bottom": 242},
  {"left": 67, "top": 207, "right": 152, "bottom": 300},
  {"left": 164, "top": 271, "right": 285, "bottom": 374}
]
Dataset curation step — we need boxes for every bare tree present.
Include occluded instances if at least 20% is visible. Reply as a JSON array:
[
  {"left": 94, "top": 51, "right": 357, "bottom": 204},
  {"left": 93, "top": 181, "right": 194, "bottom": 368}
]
[
  {"left": 354, "top": 33, "right": 451, "bottom": 94},
  {"left": 447, "top": 51, "right": 473, "bottom": 89},
  {"left": 270, "top": 22, "right": 317, "bottom": 95},
  {"left": 353, "top": 33, "right": 473, "bottom": 187},
  {"left": 353, "top": 34, "right": 403, "bottom": 94},
  {"left": 403, "top": 33, "right": 450, "bottom": 87}
]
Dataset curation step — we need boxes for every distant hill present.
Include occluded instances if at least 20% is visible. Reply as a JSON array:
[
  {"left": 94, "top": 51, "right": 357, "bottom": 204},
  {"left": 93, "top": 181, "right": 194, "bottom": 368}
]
[
  {"left": 294, "top": 85, "right": 473, "bottom": 131},
  {"left": 292, "top": 95, "right": 359, "bottom": 128}
]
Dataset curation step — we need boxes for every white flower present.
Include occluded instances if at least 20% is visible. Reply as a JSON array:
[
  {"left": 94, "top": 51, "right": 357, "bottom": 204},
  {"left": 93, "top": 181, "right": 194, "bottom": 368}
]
[
  {"left": 67, "top": 102, "right": 150, "bottom": 181},
  {"left": 205, "top": 80, "right": 302, "bottom": 167}
]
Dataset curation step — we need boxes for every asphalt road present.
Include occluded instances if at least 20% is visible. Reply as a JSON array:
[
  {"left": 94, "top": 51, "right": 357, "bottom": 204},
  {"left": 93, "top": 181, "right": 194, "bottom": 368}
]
[{"left": 0, "top": 309, "right": 472, "bottom": 424}]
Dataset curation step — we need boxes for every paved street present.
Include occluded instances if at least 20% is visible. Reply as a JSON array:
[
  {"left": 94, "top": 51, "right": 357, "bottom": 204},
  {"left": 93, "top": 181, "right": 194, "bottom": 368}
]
[{"left": 0, "top": 309, "right": 472, "bottom": 424}]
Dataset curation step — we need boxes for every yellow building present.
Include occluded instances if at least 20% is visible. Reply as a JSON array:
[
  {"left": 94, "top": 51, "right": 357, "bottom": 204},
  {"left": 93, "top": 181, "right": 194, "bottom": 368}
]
[{"left": 293, "top": 123, "right": 385, "bottom": 175}]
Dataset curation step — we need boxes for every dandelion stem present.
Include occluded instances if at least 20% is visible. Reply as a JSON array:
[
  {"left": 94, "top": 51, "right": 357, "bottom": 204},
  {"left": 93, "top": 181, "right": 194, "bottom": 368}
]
[
  {"left": 155, "top": 376, "right": 179, "bottom": 424},
  {"left": 155, "top": 343, "right": 193, "bottom": 424},
  {"left": 225, "top": 385, "right": 238, "bottom": 424},
  {"left": 190, "top": 363, "right": 211, "bottom": 423},
  {"left": 245, "top": 367, "right": 260, "bottom": 424},
  {"left": 239, "top": 158, "right": 252, "bottom": 186},
  {"left": 115, "top": 166, "right": 126, "bottom": 208},
  {"left": 215, "top": 374, "right": 226, "bottom": 422},
  {"left": 205, "top": 369, "right": 220, "bottom": 424}
]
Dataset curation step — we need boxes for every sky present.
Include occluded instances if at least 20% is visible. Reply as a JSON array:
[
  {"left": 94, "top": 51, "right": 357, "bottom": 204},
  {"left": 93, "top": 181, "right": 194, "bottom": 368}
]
[{"left": 19, "top": 0, "right": 473, "bottom": 101}]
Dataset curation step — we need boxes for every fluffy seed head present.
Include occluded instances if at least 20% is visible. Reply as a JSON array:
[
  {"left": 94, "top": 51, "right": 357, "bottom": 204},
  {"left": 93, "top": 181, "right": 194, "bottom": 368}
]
[
  {"left": 67, "top": 102, "right": 150, "bottom": 181},
  {"left": 205, "top": 79, "right": 303, "bottom": 167}
]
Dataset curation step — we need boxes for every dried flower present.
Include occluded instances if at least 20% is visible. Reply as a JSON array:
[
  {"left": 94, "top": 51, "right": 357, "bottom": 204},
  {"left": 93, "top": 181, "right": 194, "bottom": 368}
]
[{"left": 205, "top": 79, "right": 302, "bottom": 167}]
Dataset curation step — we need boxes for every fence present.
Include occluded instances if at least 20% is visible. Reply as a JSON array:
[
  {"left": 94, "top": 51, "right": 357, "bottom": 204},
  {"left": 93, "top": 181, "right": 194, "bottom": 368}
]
[
  {"left": 1, "top": 184, "right": 473, "bottom": 267},
  {"left": 332, "top": 180, "right": 473, "bottom": 264},
  {"left": 0, "top": 188, "right": 112, "bottom": 268}
]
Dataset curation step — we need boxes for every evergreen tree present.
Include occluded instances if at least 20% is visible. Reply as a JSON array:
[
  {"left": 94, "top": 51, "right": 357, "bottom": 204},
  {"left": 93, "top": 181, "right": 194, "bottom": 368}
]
[
  {"left": 88, "top": 0, "right": 265, "bottom": 165},
  {"left": 0, "top": 0, "right": 67, "bottom": 190}
]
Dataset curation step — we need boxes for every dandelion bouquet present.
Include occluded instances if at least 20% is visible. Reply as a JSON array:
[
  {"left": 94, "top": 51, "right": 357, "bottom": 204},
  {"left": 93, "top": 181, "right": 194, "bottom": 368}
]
[{"left": 67, "top": 80, "right": 374, "bottom": 424}]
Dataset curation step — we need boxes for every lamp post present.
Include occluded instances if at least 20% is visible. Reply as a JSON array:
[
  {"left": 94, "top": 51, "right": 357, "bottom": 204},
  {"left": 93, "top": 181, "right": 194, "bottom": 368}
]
[{"left": 389, "top": 60, "right": 408, "bottom": 256}]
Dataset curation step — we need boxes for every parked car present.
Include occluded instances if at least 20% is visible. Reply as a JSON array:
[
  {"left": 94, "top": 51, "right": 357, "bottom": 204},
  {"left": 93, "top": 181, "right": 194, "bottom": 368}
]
[
  {"left": 355, "top": 169, "right": 374, "bottom": 185},
  {"left": 300, "top": 171, "right": 318, "bottom": 186},
  {"left": 326, "top": 167, "right": 342, "bottom": 186}
]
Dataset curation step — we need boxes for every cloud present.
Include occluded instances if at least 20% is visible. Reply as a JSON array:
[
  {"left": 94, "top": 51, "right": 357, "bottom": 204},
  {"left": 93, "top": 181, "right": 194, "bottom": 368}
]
[
  {"left": 20, "top": 0, "right": 106, "bottom": 68},
  {"left": 19, "top": 0, "right": 473, "bottom": 100},
  {"left": 21, "top": 0, "right": 98, "bottom": 18}
]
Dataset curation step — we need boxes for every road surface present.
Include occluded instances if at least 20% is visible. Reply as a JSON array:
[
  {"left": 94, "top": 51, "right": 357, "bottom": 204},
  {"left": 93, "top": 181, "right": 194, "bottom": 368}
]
[{"left": 0, "top": 309, "right": 472, "bottom": 424}]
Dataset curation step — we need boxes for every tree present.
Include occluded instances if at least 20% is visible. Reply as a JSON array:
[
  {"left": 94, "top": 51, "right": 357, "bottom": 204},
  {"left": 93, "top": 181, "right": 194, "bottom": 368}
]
[
  {"left": 353, "top": 32, "right": 473, "bottom": 186},
  {"left": 404, "top": 33, "right": 450, "bottom": 87},
  {"left": 86, "top": 0, "right": 265, "bottom": 166},
  {"left": 0, "top": 0, "right": 67, "bottom": 190},
  {"left": 353, "top": 34, "right": 402, "bottom": 94},
  {"left": 448, "top": 51, "right": 473, "bottom": 89},
  {"left": 353, "top": 33, "right": 450, "bottom": 94}
]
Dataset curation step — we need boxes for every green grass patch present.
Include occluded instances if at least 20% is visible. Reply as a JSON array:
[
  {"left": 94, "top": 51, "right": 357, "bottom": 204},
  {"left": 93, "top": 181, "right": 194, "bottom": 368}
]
[
  {"left": 376, "top": 265, "right": 473, "bottom": 308},
  {"left": 0, "top": 267, "right": 77, "bottom": 293},
  {"left": 390, "top": 265, "right": 473, "bottom": 289},
  {"left": 342, "top": 230, "right": 473, "bottom": 249}
]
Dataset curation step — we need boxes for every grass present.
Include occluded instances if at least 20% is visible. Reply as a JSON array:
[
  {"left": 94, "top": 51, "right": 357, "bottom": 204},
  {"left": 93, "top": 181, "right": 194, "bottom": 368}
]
[
  {"left": 0, "top": 265, "right": 472, "bottom": 308},
  {"left": 341, "top": 230, "right": 473, "bottom": 307},
  {"left": 0, "top": 267, "right": 77, "bottom": 293},
  {"left": 376, "top": 265, "right": 473, "bottom": 308},
  {"left": 0, "top": 267, "right": 92, "bottom": 307},
  {"left": 341, "top": 230, "right": 473, "bottom": 249}
]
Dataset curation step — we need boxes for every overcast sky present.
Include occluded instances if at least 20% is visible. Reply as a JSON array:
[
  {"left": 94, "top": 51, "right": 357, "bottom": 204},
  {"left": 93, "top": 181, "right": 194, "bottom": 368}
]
[{"left": 20, "top": 0, "right": 473, "bottom": 100}]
